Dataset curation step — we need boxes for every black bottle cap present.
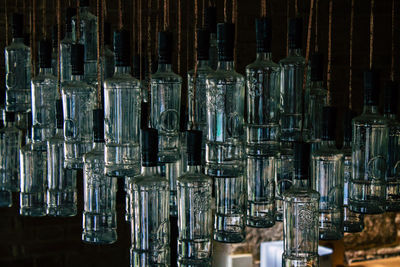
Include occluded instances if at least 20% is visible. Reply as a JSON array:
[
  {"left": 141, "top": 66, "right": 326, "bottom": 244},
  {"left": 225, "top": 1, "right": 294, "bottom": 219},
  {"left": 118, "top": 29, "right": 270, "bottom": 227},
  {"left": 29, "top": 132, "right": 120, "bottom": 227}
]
[
  {"left": 197, "top": 28, "right": 210, "bottom": 60},
  {"left": 310, "top": 53, "right": 324, "bottom": 81},
  {"left": 205, "top": 7, "right": 217, "bottom": 34},
  {"left": 343, "top": 108, "right": 356, "bottom": 143},
  {"left": 141, "top": 128, "right": 159, "bottom": 166},
  {"left": 114, "top": 30, "right": 131, "bottom": 66},
  {"left": 363, "top": 70, "right": 380, "bottom": 106},
  {"left": 158, "top": 31, "right": 172, "bottom": 64},
  {"left": 104, "top": 22, "right": 112, "bottom": 46},
  {"left": 12, "top": 13, "right": 24, "bottom": 38},
  {"left": 65, "top": 8, "right": 76, "bottom": 33},
  {"left": 5, "top": 112, "right": 15, "bottom": 123},
  {"left": 24, "top": 33, "right": 30, "bottom": 46},
  {"left": 93, "top": 109, "right": 104, "bottom": 142},
  {"left": 51, "top": 25, "right": 58, "bottom": 48},
  {"left": 384, "top": 81, "right": 398, "bottom": 115},
  {"left": 217, "top": 23, "right": 235, "bottom": 61},
  {"left": 55, "top": 99, "right": 63, "bottom": 129},
  {"left": 71, "top": 44, "right": 85, "bottom": 75},
  {"left": 289, "top": 17, "right": 303, "bottom": 49},
  {"left": 187, "top": 130, "right": 202, "bottom": 166},
  {"left": 39, "top": 40, "right": 52, "bottom": 68},
  {"left": 132, "top": 55, "right": 141, "bottom": 79},
  {"left": 140, "top": 101, "right": 149, "bottom": 129},
  {"left": 294, "top": 142, "right": 311, "bottom": 180},
  {"left": 79, "top": 0, "right": 90, "bottom": 7},
  {"left": 255, "top": 17, "right": 272, "bottom": 53},
  {"left": 322, "top": 106, "right": 337, "bottom": 141}
]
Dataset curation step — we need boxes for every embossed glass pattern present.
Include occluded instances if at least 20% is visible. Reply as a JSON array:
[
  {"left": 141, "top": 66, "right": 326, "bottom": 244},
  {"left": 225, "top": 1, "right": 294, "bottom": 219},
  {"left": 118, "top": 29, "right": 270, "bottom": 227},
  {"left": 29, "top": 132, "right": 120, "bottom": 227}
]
[{"left": 385, "top": 114, "right": 400, "bottom": 211}]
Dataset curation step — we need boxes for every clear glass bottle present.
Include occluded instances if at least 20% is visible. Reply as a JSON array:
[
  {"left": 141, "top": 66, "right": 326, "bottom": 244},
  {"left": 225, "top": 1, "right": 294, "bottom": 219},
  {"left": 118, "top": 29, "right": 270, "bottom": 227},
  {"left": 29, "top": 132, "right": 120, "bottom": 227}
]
[
  {"left": 177, "top": 130, "right": 213, "bottom": 266},
  {"left": 205, "top": 7, "right": 218, "bottom": 70},
  {"left": 5, "top": 13, "right": 31, "bottom": 113},
  {"left": 31, "top": 40, "right": 58, "bottom": 143},
  {"left": 82, "top": 109, "right": 118, "bottom": 244},
  {"left": 342, "top": 109, "right": 364, "bottom": 233},
  {"left": 350, "top": 71, "right": 388, "bottom": 214},
  {"left": 283, "top": 142, "right": 319, "bottom": 267},
  {"left": 130, "top": 128, "right": 170, "bottom": 266},
  {"left": 150, "top": 31, "right": 182, "bottom": 163},
  {"left": 383, "top": 81, "right": 400, "bottom": 211},
  {"left": 279, "top": 18, "right": 308, "bottom": 142},
  {"left": 62, "top": 44, "right": 97, "bottom": 169},
  {"left": 60, "top": 8, "right": 76, "bottom": 83},
  {"left": 311, "top": 107, "right": 344, "bottom": 240},
  {"left": 72, "top": 0, "right": 98, "bottom": 84},
  {"left": 104, "top": 30, "right": 141, "bottom": 177},
  {"left": 0, "top": 117, "right": 11, "bottom": 207},
  {"left": 47, "top": 100, "right": 77, "bottom": 216}
]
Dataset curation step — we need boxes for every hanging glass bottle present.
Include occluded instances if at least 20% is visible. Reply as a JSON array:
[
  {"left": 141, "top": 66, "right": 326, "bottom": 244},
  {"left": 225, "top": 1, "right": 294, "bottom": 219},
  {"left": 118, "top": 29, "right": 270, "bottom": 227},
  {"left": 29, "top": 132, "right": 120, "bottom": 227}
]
[
  {"left": 283, "top": 142, "right": 319, "bottom": 267},
  {"left": 104, "top": 30, "right": 141, "bottom": 177},
  {"left": 60, "top": 8, "right": 76, "bottom": 83},
  {"left": 82, "top": 109, "right": 117, "bottom": 244},
  {"left": 62, "top": 44, "right": 97, "bottom": 169},
  {"left": 205, "top": 7, "right": 218, "bottom": 70},
  {"left": 350, "top": 70, "right": 388, "bottom": 214},
  {"left": 130, "top": 128, "right": 170, "bottom": 266}
]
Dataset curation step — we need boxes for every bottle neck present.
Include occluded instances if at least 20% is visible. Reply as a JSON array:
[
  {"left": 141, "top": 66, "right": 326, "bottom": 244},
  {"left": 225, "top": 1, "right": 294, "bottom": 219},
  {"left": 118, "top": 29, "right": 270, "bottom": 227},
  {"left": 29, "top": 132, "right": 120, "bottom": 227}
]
[
  {"left": 115, "top": 66, "right": 131, "bottom": 74},
  {"left": 141, "top": 166, "right": 159, "bottom": 176},
  {"left": 384, "top": 113, "right": 397, "bottom": 120},
  {"left": 311, "top": 80, "right": 323, "bottom": 88},
  {"left": 39, "top": 67, "right": 53, "bottom": 75},
  {"left": 157, "top": 63, "right": 172, "bottom": 72},
  {"left": 197, "top": 60, "right": 210, "bottom": 68},
  {"left": 55, "top": 127, "right": 63, "bottom": 134},
  {"left": 217, "top": 60, "right": 235, "bottom": 71},
  {"left": 288, "top": 48, "right": 302, "bottom": 57},
  {"left": 320, "top": 140, "right": 336, "bottom": 148},
  {"left": 186, "top": 165, "right": 202, "bottom": 173},
  {"left": 256, "top": 52, "right": 272, "bottom": 61},
  {"left": 92, "top": 142, "right": 104, "bottom": 150},
  {"left": 363, "top": 105, "right": 379, "bottom": 114},
  {"left": 343, "top": 140, "right": 351, "bottom": 149},
  {"left": 292, "top": 178, "right": 310, "bottom": 189},
  {"left": 5, "top": 121, "right": 15, "bottom": 127},
  {"left": 71, "top": 74, "right": 84, "bottom": 81}
]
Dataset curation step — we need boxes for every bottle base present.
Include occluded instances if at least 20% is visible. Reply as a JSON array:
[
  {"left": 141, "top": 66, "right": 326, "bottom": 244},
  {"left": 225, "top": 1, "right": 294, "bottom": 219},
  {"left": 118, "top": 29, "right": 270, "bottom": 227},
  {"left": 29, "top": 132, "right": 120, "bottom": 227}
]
[
  {"left": 344, "top": 222, "right": 364, "bottom": 233},
  {"left": 246, "top": 216, "right": 275, "bottom": 228},
  {"left": 64, "top": 160, "right": 83, "bottom": 170},
  {"left": 349, "top": 201, "right": 384, "bottom": 214},
  {"left": 178, "top": 258, "right": 211, "bottom": 267},
  {"left": 386, "top": 202, "right": 400, "bottom": 212},
  {"left": 20, "top": 206, "right": 47, "bottom": 216},
  {"left": 282, "top": 254, "right": 319, "bottom": 267},
  {"left": 213, "top": 231, "right": 245, "bottom": 243},
  {"left": 47, "top": 206, "right": 77, "bottom": 217},
  {"left": 20, "top": 193, "right": 47, "bottom": 216},
  {"left": 82, "top": 229, "right": 117, "bottom": 244},
  {"left": 0, "top": 191, "right": 12, "bottom": 207},
  {"left": 105, "top": 165, "right": 140, "bottom": 178}
]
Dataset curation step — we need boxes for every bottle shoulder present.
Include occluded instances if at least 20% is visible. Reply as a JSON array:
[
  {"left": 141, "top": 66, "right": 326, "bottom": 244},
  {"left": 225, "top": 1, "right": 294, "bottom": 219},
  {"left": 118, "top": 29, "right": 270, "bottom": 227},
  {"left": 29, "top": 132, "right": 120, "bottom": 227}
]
[
  {"left": 246, "top": 59, "right": 280, "bottom": 71},
  {"left": 83, "top": 147, "right": 104, "bottom": 162},
  {"left": 104, "top": 73, "right": 140, "bottom": 87},
  {"left": 152, "top": 70, "right": 182, "bottom": 82},
  {"left": 206, "top": 69, "right": 245, "bottom": 83},
  {"left": 283, "top": 187, "right": 320, "bottom": 200},
  {"left": 312, "top": 146, "right": 344, "bottom": 159},
  {"left": 6, "top": 41, "right": 30, "bottom": 52},
  {"left": 353, "top": 113, "right": 389, "bottom": 126},
  {"left": 32, "top": 73, "right": 57, "bottom": 84},
  {"left": 177, "top": 172, "right": 213, "bottom": 184},
  {"left": 188, "top": 66, "right": 214, "bottom": 76},
  {"left": 279, "top": 55, "right": 306, "bottom": 66},
  {"left": 62, "top": 80, "right": 96, "bottom": 92},
  {"left": 132, "top": 174, "right": 169, "bottom": 186},
  {"left": 309, "top": 86, "right": 327, "bottom": 96}
]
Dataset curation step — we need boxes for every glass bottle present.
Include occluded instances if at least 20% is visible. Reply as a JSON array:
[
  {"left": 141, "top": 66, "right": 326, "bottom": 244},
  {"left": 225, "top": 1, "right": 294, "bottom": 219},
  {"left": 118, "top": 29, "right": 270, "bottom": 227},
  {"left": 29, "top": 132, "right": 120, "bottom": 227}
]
[
  {"left": 62, "top": 44, "right": 97, "bottom": 169},
  {"left": 31, "top": 40, "right": 58, "bottom": 143},
  {"left": 72, "top": 0, "right": 98, "bottom": 84},
  {"left": 47, "top": 100, "right": 77, "bottom": 216},
  {"left": 150, "top": 31, "right": 182, "bottom": 163},
  {"left": 177, "top": 130, "right": 213, "bottom": 266},
  {"left": 308, "top": 53, "right": 327, "bottom": 152},
  {"left": 311, "top": 107, "right": 344, "bottom": 240},
  {"left": 5, "top": 13, "right": 31, "bottom": 113},
  {"left": 104, "top": 30, "right": 141, "bottom": 177},
  {"left": 205, "top": 7, "right": 218, "bottom": 70},
  {"left": 283, "top": 142, "right": 319, "bottom": 267},
  {"left": 279, "top": 18, "right": 308, "bottom": 142},
  {"left": 342, "top": 109, "right": 364, "bottom": 233},
  {"left": 350, "top": 71, "right": 388, "bottom": 214},
  {"left": 60, "top": 8, "right": 76, "bottom": 83},
  {"left": 130, "top": 128, "right": 170, "bottom": 266},
  {"left": 82, "top": 109, "right": 118, "bottom": 244},
  {"left": 383, "top": 81, "right": 400, "bottom": 211},
  {"left": 0, "top": 117, "right": 11, "bottom": 207}
]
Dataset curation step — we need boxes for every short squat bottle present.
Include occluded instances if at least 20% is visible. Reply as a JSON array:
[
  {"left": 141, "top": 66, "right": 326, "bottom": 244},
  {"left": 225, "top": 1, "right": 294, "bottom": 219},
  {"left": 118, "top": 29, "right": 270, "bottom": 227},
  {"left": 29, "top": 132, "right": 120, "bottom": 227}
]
[
  {"left": 130, "top": 128, "right": 170, "bottom": 266},
  {"left": 383, "top": 81, "right": 400, "bottom": 211},
  {"left": 283, "top": 142, "right": 319, "bottom": 267},
  {"left": 312, "top": 107, "right": 344, "bottom": 240},
  {"left": 177, "top": 130, "right": 213, "bottom": 266},
  {"left": 60, "top": 8, "right": 76, "bottom": 82},
  {"left": 62, "top": 44, "right": 96, "bottom": 169},
  {"left": 350, "top": 71, "right": 388, "bottom": 214},
  {"left": 82, "top": 109, "right": 118, "bottom": 244}
]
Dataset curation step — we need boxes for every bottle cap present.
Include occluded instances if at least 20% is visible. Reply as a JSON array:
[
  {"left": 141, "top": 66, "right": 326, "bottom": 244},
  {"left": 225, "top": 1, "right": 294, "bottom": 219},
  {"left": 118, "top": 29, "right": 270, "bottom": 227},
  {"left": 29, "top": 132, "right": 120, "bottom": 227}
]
[
  {"left": 141, "top": 128, "right": 158, "bottom": 166},
  {"left": 12, "top": 13, "right": 24, "bottom": 38},
  {"left": 114, "top": 30, "right": 131, "bottom": 66},
  {"left": 310, "top": 53, "right": 324, "bottom": 81},
  {"left": 187, "top": 130, "right": 203, "bottom": 165},
  {"left": 71, "top": 44, "right": 85, "bottom": 75},
  {"left": 132, "top": 55, "right": 141, "bottom": 79},
  {"left": 79, "top": 0, "right": 90, "bottom": 7},
  {"left": 93, "top": 109, "right": 104, "bottom": 142},
  {"left": 5, "top": 112, "right": 15, "bottom": 123},
  {"left": 56, "top": 99, "right": 63, "bottom": 129},
  {"left": 321, "top": 106, "right": 337, "bottom": 141},
  {"left": 197, "top": 28, "right": 210, "bottom": 60},
  {"left": 140, "top": 101, "right": 149, "bottom": 129},
  {"left": 384, "top": 81, "right": 398, "bottom": 115},
  {"left": 343, "top": 108, "right": 356, "bottom": 142},
  {"left": 39, "top": 39, "right": 52, "bottom": 68},
  {"left": 104, "top": 22, "right": 112, "bottom": 46},
  {"left": 217, "top": 23, "right": 235, "bottom": 61},
  {"left": 205, "top": 7, "right": 217, "bottom": 34},
  {"left": 289, "top": 17, "right": 303, "bottom": 49},
  {"left": 255, "top": 17, "right": 272, "bottom": 53},
  {"left": 294, "top": 141, "right": 310, "bottom": 180},
  {"left": 363, "top": 70, "right": 380, "bottom": 106},
  {"left": 51, "top": 25, "right": 62, "bottom": 48},
  {"left": 24, "top": 33, "right": 30, "bottom": 46},
  {"left": 0, "top": 119, "right": 3, "bottom": 129},
  {"left": 158, "top": 31, "right": 172, "bottom": 64},
  {"left": 65, "top": 8, "right": 76, "bottom": 33}
]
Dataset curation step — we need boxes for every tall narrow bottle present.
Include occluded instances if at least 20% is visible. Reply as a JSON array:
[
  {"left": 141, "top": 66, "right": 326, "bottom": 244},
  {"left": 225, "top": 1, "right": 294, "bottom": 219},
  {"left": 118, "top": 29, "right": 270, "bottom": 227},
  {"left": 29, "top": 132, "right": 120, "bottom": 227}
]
[
  {"left": 383, "top": 81, "right": 400, "bottom": 211},
  {"left": 177, "top": 130, "right": 213, "bottom": 266},
  {"left": 206, "top": 23, "right": 246, "bottom": 243},
  {"left": 350, "top": 71, "right": 388, "bottom": 214},
  {"left": 47, "top": 100, "right": 77, "bottom": 216},
  {"left": 279, "top": 18, "right": 308, "bottom": 142},
  {"left": 312, "top": 107, "right": 344, "bottom": 240},
  {"left": 31, "top": 40, "right": 58, "bottom": 143},
  {"left": 283, "top": 142, "right": 319, "bottom": 267},
  {"left": 205, "top": 7, "right": 218, "bottom": 70},
  {"left": 342, "top": 109, "right": 364, "bottom": 233},
  {"left": 130, "top": 128, "right": 170, "bottom": 266},
  {"left": 104, "top": 30, "right": 141, "bottom": 177},
  {"left": 5, "top": 13, "right": 31, "bottom": 113},
  {"left": 60, "top": 8, "right": 76, "bottom": 83},
  {"left": 62, "top": 44, "right": 97, "bottom": 169},
  {"left": 82, "top": 109, "right": 117, "bottom": 244}
]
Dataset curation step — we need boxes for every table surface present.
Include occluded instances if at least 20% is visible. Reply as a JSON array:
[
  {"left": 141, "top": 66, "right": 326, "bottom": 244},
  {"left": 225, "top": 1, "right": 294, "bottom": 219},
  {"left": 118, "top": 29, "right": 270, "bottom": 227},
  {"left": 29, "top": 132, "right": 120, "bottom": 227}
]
[{"left": 350, "top": 256, "right": 400, "bottom": 266}]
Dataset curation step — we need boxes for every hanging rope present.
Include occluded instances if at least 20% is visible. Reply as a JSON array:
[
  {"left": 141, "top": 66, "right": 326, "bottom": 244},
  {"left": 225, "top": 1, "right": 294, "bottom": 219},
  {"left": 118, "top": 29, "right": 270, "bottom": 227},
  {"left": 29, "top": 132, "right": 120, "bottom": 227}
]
[
  {"left": 191, "top": 0, "right": 199, "bottom": 129},
  {"left": 326, "top": 0, "right": 333, "bottom": 105},
  {"left": 5, "top": 0, "right": 8, "bottom": 46},
  {"left": 32, "top": 0, "right": 37, "bottom": 76},
  {"left": 224, "top": 0, "right": 227, "bottom": 22},
  {"left": 261, "top": 0, "right": 266, "bottom": 17},
  {"left": 348, "top": 0, "right": 354, "bottom": 110},
  {"left": 96, "top": 0, "right": 102, "bottom": 108},
  {"left": 295, "top": 0, "right": 298, "bottom": 16},
  {"left": 76, "top": 0, "right": 81, "bottom": 42},
  {"left": 314, "top": 0, "right": 319, "bottom": 52},
  {"left": 391, "top": 0, "right": 395, "bottom": 81},
  {"left": 102, "top": 0, "right": 107, "bottom": 18},
  {"left": 164, "top": 0, "right": 169, "bottom": 30},
  {"left": 57, "top": 0, "right": 61, "bottom": 95},
  {"left": 233, "top": 0, "right": 237, "bottom": 64},
  {"left": 42, "top": 0, "right": 46, "bottom": 39},
  {"left": 139, "top": 0, "right": 142, "bottom": 79},
  {"left": 177, "top": 0, "right": 181, "bottom": 73},
  {"left": 118, "top": 0, "right": 123, "bottom": 30},
  {"left": 286, "top": 0, "right": 289, "bottom": 56},
  {"left": 132, "top": 0, "right": 135, "bottom": 56},
  {"left": 369, "top": 0, "right": 374, "bottom": 69},
  {"left": 147, "top": 0, "right": 152, "bottom": 90}
]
